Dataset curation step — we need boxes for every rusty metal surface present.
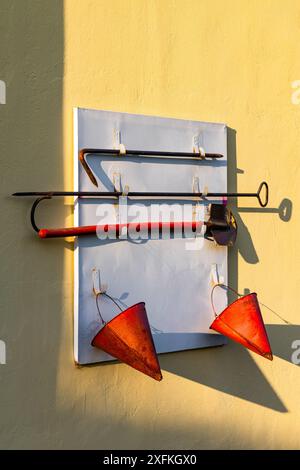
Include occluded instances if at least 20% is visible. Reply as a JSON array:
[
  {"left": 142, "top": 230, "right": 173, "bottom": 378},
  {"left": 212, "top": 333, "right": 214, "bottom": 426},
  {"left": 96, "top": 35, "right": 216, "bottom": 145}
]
[
  {"left": 210, "top": 292, "right": 273, "bottom": 361},
  {"left": 92, "top": 302, "right": 163, "bottom": 381}
]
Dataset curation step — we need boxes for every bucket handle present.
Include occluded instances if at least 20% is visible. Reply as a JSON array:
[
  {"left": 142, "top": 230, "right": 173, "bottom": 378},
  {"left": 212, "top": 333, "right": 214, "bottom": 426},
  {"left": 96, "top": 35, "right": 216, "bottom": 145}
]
[
  {"left": 96, "top": 292, "right": 122, "bottom": 325},
  {"left": 211, "top": 283, "right": 242, "bottom": 318},
  {"left": 211, "top": 283, "right": 291, "bottom": 324}
]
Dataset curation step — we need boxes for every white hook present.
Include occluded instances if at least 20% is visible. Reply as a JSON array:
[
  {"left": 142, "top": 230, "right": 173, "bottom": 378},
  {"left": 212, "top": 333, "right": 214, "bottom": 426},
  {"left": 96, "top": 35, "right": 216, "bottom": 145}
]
[
  {"left": 92, "top": 268, "right": 107, "bottom": 296},
  {"left": 192, "top": 134, "right": 206, "bottom": 158},
  {"left": 211, "top": 264, "right": 224, "bottom": 287},
  {"left": 113, "top": 129, "right": 126, "bottom": 154}
]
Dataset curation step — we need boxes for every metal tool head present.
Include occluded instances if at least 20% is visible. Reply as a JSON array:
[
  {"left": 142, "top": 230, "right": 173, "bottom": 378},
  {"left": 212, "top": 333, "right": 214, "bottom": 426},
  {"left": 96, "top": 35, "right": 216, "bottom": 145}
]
[{"left": 205, "top": 204, "right": 237, "bottom": 247}]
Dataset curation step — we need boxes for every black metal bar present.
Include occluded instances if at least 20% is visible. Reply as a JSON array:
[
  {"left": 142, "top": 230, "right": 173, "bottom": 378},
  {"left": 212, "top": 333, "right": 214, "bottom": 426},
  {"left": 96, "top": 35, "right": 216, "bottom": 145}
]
[
  {"left": 12, "top": 191, "right": 256, "bottom": 198},
  {"left": 79, "top": 147, "right": 223, "bottom": 187},
  {"left": 13, "top": 191, "right": 108, "bottom": 197},
  {"left": 12, "top": 181, "right": 268, "bottom": 207},
  {"left": 13, "top": 192, "right": 254, "bottom": 197},
  {"left": 80, "top": 147, "right": 223, "bottom": 159}
]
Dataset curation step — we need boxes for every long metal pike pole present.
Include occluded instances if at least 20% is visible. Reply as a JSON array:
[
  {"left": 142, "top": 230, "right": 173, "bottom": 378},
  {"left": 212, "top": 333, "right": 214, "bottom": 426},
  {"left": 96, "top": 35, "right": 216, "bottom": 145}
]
[{"left": 12, "top": 181, "right": 269, "bottom": 206}]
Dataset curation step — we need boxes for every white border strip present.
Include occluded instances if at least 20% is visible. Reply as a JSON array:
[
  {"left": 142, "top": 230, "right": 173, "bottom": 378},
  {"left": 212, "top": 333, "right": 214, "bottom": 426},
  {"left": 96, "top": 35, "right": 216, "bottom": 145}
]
[{"left": 73, "top": 108, "right": 79, "bottom": 363}]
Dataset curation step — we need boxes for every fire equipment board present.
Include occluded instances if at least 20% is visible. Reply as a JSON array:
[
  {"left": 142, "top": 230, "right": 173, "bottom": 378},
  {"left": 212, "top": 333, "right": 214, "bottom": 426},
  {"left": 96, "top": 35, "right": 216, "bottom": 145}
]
[{"left": 74, "top": 108, "right": 227, "bottom": 365}]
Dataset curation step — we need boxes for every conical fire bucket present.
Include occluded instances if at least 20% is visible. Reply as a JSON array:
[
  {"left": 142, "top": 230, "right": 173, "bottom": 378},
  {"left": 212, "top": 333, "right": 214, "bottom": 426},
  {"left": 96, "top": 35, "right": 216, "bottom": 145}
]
[
  {"left": 92, "top": 300, "right": 163, "bottom": 381},
  {"left": 210, "top": 286, "right": 273, "bottom": 360}
]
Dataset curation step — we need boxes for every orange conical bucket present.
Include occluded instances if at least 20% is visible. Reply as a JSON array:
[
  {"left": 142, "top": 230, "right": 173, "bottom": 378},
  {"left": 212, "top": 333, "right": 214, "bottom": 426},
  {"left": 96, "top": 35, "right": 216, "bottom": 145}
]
[
  {"left": 92, "top": 302, "right": 163, "bottom": 381},
  {"left": 210, "top": 289, "right": 273, "bottom": 360}
]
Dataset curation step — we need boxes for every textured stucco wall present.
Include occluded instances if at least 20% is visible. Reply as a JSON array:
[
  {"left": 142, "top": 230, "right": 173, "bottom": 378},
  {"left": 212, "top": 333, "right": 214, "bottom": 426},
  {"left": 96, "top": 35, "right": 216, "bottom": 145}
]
[{"left": 1, "top": 0, "right": 300, "bottom": 449}]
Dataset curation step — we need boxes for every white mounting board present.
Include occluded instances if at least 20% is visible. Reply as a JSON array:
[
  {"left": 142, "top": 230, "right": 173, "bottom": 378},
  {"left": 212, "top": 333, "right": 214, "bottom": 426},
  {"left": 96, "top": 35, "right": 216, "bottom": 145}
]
[{"left": 74, "top": 108, "right": 228, "bottom": 365}]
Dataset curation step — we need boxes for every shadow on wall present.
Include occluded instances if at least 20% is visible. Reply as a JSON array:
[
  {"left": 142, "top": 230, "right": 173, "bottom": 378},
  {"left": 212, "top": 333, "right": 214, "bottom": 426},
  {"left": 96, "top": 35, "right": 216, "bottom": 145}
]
[
  {"left": 267, "top": 324, "right": 300, "bottom": 365},
  {"left": 160, "top": 128, "right": 294, "bottom": 414},
  {"left": 160, "top": 342, "right": 287, "bottom": 412},
  {"left": 0, "top": 0, "right": 64, "bottom": 447},
  {"left": 161, "top": 322, "right": 300, "bottom": 414},
  {"left": 227, "top": 128, "right": 292, "bottom": 268}
]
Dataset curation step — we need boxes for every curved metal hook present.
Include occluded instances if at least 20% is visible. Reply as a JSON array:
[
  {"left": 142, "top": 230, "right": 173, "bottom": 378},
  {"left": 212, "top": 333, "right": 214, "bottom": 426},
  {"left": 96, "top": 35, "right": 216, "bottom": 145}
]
[
  {"left": 79, "top": 148, "right": 98, "bottom": 187},
  {"left": 30, "top": 195, "right": 52, "bottom": 232},
  {"left": 257, "top": 181, "right": 269, "bottom": 208}
]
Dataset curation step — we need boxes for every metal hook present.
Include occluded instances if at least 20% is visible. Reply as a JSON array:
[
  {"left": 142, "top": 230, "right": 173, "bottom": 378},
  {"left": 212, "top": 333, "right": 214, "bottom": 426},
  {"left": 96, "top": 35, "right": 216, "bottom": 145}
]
[{"left": 30, "top": 195, "right": 52, "bottom": 232}]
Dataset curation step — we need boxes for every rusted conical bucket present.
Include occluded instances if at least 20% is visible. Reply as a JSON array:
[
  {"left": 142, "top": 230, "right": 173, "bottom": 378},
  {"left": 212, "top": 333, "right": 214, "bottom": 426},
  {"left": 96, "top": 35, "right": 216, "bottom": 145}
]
[
  {"left": 210, "top": 293, "right": 273, "bottom": 360},
  {"left": 92, "top": 302, "right": 163, "bottom": 381}
]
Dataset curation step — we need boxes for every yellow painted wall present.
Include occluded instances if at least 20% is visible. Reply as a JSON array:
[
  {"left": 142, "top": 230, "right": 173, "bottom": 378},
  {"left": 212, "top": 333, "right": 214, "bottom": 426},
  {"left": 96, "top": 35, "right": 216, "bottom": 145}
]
[{"left": 1, "top": 0, "right": 300, "bottom": 449}]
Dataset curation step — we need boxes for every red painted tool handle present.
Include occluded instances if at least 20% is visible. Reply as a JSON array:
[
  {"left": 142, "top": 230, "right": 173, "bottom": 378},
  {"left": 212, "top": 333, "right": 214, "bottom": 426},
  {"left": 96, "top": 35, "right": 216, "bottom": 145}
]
[
  {"left": 39, "top": 225, "right": 98, "bottom": 238},
  {"left": 38, "top": 221, "right": 203, "bottom": 239}
]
